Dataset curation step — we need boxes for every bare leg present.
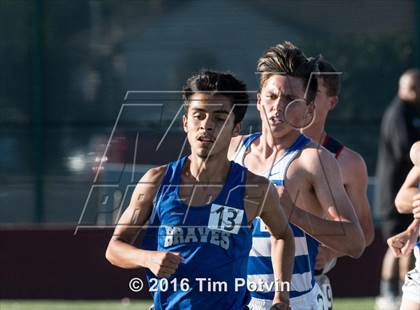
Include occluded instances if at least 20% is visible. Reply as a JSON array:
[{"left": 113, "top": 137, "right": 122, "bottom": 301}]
[
  {"left": 376, "top": 248, "right": 402, "bottom": 310},
  {"left": 382, "top": 248, "right": 399, "bottom": 281}
]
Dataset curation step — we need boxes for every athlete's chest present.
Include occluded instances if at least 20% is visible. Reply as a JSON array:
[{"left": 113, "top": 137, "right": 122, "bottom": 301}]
[
  {"left": 179, "top": 183, "right": 225, "bottom": 206},
  {"left": 242, "top": 150, "right": 287, "bottom": 176},
  {"left": 158, "top": 179, "right": 247, "bottom": 232},
  {"left": 157, "top": 191, "right": 250, "bottom": 251},
  {"left": 176, "top": 184, "right": 257, "bottom": 226}
]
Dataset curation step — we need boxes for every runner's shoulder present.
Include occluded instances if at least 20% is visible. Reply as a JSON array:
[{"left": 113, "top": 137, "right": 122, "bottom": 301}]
[
  {"left": 337, "top": 146, "right": 367, "bottom": 177},
  {"left": 296, "top": 141, "right": 338, "bottom": 173},
  {"left": 301, "top": 141, "right": 335, "bottom": 161},
  {"left": 228, "top": 134, "right": 246, "bottom": 159},
  {"left": 138, "top": 164, "right": 168, "bottom": 187}
]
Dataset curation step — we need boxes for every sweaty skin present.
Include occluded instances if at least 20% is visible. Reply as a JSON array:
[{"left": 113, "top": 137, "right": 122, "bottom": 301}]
[
  {"left": 229, "top": 75, "right": 365, "bottom": 258},
  {"left": 106, "top": 93, "right": 294, "bottom": 308},
  {"left": 303, "top": 77, "right": 374, "bottom": 267},
  {"left": 387, "top": 141, "right": 420, "bottom": 310}
]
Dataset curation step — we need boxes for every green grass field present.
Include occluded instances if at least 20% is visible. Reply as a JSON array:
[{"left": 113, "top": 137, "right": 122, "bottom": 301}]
[{"left": 0, "top": 298, "right": 375, "bottom": 310}]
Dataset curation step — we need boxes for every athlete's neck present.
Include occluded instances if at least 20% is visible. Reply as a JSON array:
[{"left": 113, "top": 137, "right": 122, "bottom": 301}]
[
  {"left": 302, "top": 120, "right": 326, "bottom": 144},
  {"left": 186, "top": 153, "right": 230, "bottom": 183},
  {"left": 259, "top": 126, "right": 301, "bottom": 157}
]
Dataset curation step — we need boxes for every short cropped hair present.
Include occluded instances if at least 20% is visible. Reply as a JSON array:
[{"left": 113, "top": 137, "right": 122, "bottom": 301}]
[
  {"left": 317, "top": 57, "right": 341, "bottom": 97},
  {"left": 182, "top": 70, "right": 249, "bottom": 125}
]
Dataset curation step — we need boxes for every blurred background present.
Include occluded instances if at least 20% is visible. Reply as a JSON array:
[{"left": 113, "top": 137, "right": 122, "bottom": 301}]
[{"left": 1, "top": 0, "right": 419, "bottom": 308}]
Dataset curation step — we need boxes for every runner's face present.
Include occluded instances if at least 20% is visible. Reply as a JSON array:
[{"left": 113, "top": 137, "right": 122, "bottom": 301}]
[
  {"left": 313, "top": 78, "right": 337, "bottom": 125},
  {"left": 183, "top": 93, "right": 239, "bottom": 159},
  {"left": 258, "top": 75, "right": 304, "bottom": 135}
]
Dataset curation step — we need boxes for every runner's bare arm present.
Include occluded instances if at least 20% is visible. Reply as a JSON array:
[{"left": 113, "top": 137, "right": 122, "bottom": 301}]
[
  {"left": 105, "top": 166, "right": 183, "bottom": 277},
  {"left": 257, "top": 177, "right": 294, "bottom": 306},
  {"left": 310, "top": 149, "right": 365, "bottom": 256},
  {"left": 279, "top": 188, "right": 363, "bottom": 258},
  {"left": 395, "top": 166, "right": 420, "bottom": 214},
  {"left": 281, "top": 149, "right": 365, "bottom": 258},
  {"left": 315, "top": 151, "right": 374, "bottom": 267},
  {"left": 340, "top": 150, "right": 374, "bottom": 246}
]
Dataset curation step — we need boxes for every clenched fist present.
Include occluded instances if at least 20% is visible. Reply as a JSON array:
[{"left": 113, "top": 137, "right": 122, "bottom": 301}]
[
  {"left": 147, "top": 251, "right": 183, "bottom": 278},
  {"left": 387, "top": 229, "right": 418, "bottom": 257}
]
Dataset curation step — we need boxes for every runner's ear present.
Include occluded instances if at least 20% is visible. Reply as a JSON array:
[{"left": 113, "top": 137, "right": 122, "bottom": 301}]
[
  {"left": 182, "top": 114, "right": 188, "bottom": 133},
  {"left": 256, "top": 93, "right": 262, "bottom": 111},
  {"left": 329, "top": 96, "right": 338, "bottom": 110},
  {"left": 232, "top": 122, "right": 240, "bottom": 137}
]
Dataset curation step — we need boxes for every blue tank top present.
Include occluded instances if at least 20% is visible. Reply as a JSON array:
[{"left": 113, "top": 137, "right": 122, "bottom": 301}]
[
  {"left": 233, "top": 133, "right": 319, "bottom": 300},
  {"left": 141, "top": 156, "right": 252, "bottom": 309}
]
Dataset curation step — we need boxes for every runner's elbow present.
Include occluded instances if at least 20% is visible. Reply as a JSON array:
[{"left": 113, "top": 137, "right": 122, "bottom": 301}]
[
  {"left": 395, "top": 195, "right": 412, "bottom": 214},
  {"left": 105, "top": 247, "right": 114, "bottom": 264},
  {"left": 105, "top": 243, "right": 119, "bottom": 266},
  {"left": 365, "top": 227, "right": 375, "bottom": 247},
  {"left": 347, "top": 234, "right": 365, "bottom": 258},
  {"left": 282, "top": 225, "right": 295, "bottom": 247},
  {"left": 349, "top": 245, "right": 364, "bottom": 259},
  {"left": 395, "top": 202, "right": 411, "bottom": 214}
]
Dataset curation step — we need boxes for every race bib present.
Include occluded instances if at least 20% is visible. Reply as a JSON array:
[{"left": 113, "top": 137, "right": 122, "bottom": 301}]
[
  {"left": 208, "top": 204, "right": 244, "bottom": 234},
  {"left": 316, "top": 275, "right": 333, "bottom": 310}
]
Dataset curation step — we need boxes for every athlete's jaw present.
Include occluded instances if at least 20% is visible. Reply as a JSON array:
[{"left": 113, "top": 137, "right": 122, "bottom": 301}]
[
  {"left": 194, "top": 133, "right": 215, "bottom": 158},
  {"left": 183, "top": 93, "right": 236, "bottom": 160}
]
